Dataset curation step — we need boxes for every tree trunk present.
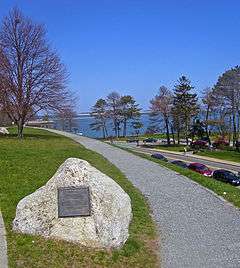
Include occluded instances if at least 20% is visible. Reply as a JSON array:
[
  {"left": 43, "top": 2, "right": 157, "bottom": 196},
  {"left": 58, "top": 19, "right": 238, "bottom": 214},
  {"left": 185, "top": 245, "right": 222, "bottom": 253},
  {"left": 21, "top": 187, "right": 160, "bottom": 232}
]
[
  {"left": 113, "top": 119, "right": 118, "bottom": 137},
  {"left": 17, "top": 119, "right": 24, "bottom": 138},
  {"left": 103, "top": 122, "right": 108, "bottom": 138},
  {"left": 116, "top": 122, "right": 120, "bottom": 138},
  {"left": 185, "top": 122, "right": 189, "bottom": 145},
  {"left": 165, "top": 116, "right": 170, "bottom": 145},
  {"left": 228, "top": 115, "right": 232, "bottom": 145},
  {"left": 177, "top": 130, "right": 180, "bottom": 144},
  {"left": 232, "top": 109, "right": 237, "bottom": 147},
  {"left": 123, "top": 119, "right": 127, "bottom": 137},
  {"left": 102, "top": 126, "right": 106, "bottom": 139},
  {"left": 237, "top": 111, "right": 240, "bottom": 140},
  {"left": 171, "top": 125, "right": 175, "bottom": 144},
  {"left": 205, "top": 105, "right": 210, "bottom": 144}
]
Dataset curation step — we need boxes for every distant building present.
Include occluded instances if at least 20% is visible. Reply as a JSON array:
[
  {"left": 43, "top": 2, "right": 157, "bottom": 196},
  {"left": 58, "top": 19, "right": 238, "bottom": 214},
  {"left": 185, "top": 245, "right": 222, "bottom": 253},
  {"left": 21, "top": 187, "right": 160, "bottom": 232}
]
[{"left": 26, "top": 120, "right": 54, "bottom": 128}]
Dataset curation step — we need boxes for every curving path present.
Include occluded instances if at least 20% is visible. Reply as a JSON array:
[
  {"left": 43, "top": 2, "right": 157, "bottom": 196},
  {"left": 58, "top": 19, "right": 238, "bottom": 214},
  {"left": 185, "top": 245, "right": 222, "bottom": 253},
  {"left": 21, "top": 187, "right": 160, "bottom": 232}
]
[
  {"left": 48, "top": 129, "right": 240, "bottom": 268},
  {"left": 0, "top": 212, "right": 8, "bottom": 268}
]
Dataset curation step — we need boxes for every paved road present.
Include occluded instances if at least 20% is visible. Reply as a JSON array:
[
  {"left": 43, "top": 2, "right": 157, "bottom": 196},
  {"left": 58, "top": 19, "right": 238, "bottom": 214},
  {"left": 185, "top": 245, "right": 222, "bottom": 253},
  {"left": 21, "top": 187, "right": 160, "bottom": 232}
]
[
  {"left": 115, "top": 141, "right": 240, "bottom": 173},
  {"left": 48, "top": 130, "right": 240, "bottom": 268},
  {"left": 0, "top": 212, "right": 8, "bottom": 268}
]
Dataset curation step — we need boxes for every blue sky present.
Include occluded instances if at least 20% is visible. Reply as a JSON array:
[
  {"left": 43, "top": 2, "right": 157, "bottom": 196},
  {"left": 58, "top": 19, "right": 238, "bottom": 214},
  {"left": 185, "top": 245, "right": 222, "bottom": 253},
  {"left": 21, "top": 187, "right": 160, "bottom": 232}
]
[{"left": 1, "top": 1, "right": 240, "bottom": 112}]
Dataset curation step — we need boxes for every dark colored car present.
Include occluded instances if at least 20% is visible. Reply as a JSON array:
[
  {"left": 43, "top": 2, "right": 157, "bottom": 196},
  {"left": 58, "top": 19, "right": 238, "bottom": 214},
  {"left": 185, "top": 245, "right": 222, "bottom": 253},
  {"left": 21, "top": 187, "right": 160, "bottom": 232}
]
[
  {"left": 188, "top": 162, "right": 213, "bottom": 177},
  {"left": 213, "top": 170, "right": 240, "bottom": 186},
  {"left": 171, "top": 160, "right": 188, "bottom": 169},
  {"left": 143, "top": 138, "right": 158, "bottom": 143},
  {"left": 190, "top": 140, "right": 208, "bottom": 149},
  {"left": 151, "top": 153, "right": 168, "bottom": 161},
  {"left": 126, "top": 138, "right": 139, "bottom": 143}
]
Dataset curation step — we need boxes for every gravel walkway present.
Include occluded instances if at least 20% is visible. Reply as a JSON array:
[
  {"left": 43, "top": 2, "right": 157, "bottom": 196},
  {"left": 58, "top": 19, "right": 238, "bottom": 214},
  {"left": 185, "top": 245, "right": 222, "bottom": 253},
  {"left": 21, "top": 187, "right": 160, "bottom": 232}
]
[
  {"left": 48, "top": 130, "right": 240, "bottom": 268},
  {"left": 0, "top": 212, "right": 8, "bottom": 268}
]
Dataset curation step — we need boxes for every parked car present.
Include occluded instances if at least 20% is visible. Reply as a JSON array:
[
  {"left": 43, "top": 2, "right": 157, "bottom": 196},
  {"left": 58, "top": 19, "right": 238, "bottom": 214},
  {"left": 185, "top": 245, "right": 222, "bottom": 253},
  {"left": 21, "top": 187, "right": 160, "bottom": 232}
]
[
  {"left": 212, "top": 170, "right": 240, "bottom": 186},
  {"left": 126, "top": 138, "right": 139, "bottom": 143},
  {"left": 171, "top": 160, "right": 188, "bottom": 169},
  {"left": 151, "top": 153, "right": 168, "bottom": 161},
  {"left": 143, "top": 138, "right": 158, "bottom": 143},
  {"left": 188, "top": 162, "right": 213, "bottom": 177},
  {"left": 190, "top": 140, "right": 208, "bottom": 149},
  {"left": 212, "top": 138, "right": 229, "bottom": 148}
]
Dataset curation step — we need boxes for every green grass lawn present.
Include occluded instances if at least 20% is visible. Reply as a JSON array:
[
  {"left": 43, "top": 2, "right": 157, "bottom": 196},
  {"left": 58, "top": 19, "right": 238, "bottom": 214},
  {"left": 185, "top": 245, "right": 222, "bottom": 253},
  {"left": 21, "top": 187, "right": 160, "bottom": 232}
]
[
  {"left": 102, "top": 133, "right": 168, "bottom": 141},
  {"left": 0, "top": 128, "right": 158, "bottom": 268},
  {"left": 142, "top": 144, "right": 185, "bottom": 152},
  {"left": 115, "top": 146, "right": 240, "bottom": 208},
  {"left": 142, "top": 144, "right": 240, "bottom": 163},
  {"left": 197, "top": 150, "right": 240, "bottom": 163}
]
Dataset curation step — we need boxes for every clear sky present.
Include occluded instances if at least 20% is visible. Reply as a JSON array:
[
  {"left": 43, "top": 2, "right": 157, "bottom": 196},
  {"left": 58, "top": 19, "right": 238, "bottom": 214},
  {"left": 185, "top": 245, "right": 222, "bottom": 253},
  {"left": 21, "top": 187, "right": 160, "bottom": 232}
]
[{"left": 1, "top": 0, "right": 240, "bottom": 112}]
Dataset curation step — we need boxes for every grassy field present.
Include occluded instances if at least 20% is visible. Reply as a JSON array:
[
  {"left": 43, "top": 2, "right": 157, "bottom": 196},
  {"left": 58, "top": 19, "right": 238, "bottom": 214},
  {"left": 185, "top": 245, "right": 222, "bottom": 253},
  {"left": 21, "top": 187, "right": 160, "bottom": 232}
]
[
  {"left": 114, "top": 146, "right": 240, "bottom": 208},
  {"left": 142, "top": 144, "right": 240, "bottom": 163},
  {"left": 142, "top": 144, "right": 185, "bottom": 152},
  {"left": 197, "top": 150, "right": 240, "bottom": 163},
  {"left": 102, "top": 133, "right": 168, "bottom": 141},
  {"left": 0, "top": 128, "right": 158, "bottom": 268}
]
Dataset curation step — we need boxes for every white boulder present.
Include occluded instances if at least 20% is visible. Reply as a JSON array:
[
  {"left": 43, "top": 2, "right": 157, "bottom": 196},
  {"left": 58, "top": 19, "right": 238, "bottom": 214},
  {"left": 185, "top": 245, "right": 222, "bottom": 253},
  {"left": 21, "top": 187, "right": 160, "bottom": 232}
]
[
  {"left": 12, "top": 158, "right": 132, "bottom": 248},
  {"left": 0, "top": 127, "right": 9, "bottom": 135}
]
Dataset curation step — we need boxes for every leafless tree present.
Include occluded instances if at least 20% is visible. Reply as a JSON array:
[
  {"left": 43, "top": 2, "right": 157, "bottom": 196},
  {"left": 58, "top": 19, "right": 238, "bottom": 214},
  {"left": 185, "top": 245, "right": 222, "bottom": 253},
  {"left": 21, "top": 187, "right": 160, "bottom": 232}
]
[
  {"left": 201, "top": 87, "right": 216, "bottom": 141},
  {"left": 150, "top": 86, "right": 173, "bottom": 145},
  {"left": 214, "top": 66, "right": 240, "bottom": 146},
  {"left": 0, "top": 8, "right": 72, "bottom": 138},
  {"left": 56, "top": 105, "right": 77, "bottom": 132},
  {"left": 106, "top": 91, "right": 122, "bottom": 137}
]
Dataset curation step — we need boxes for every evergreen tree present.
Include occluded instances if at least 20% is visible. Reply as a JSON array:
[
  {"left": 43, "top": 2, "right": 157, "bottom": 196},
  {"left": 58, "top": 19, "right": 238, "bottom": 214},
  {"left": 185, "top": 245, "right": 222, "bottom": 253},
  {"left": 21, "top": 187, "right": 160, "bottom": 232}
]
[
  {"left": 173, "top": 76, "right": 199, "bottom": 145},
  {"left": 120, "top": 95, "right": 141, "bottom": 137},
  {"left": 90, "top": 99, "right": 109, "bottom": 138},
  {"left": 131, "top": 121, "right": 143, "bottom": 136},
  {"left": 189, "top": 119, "right": 205, "bottom": 140}
]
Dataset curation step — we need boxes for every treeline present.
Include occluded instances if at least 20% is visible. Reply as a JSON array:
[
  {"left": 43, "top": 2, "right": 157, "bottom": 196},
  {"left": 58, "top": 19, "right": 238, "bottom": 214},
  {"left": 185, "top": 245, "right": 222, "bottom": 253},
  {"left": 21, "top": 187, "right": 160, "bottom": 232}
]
[
  {"left": 92, "top": 67, "right": 240, "bottom": 147},
  {"left": 149, "top": 68, "right": 240, "bottom": 147},
  {"left": 90, "top": 92, "right": 142, "bottom": 138}
]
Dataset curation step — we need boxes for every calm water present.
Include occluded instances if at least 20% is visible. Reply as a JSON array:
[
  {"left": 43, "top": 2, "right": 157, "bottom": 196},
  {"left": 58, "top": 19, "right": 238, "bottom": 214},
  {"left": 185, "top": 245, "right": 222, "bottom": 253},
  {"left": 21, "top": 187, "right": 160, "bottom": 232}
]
[{"left": 54, "top": 114, "right": 152, "bottom": 138}]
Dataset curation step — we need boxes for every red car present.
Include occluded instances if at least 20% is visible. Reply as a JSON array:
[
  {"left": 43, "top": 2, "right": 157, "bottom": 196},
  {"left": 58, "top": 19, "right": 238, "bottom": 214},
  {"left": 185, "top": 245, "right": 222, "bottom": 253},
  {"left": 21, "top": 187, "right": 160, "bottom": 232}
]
[
  {"left": 188, "top": 163, "right": 213, "bottom": 177},
  {"left": 190, "top": 140, "right": 208, "bottom": 149}
]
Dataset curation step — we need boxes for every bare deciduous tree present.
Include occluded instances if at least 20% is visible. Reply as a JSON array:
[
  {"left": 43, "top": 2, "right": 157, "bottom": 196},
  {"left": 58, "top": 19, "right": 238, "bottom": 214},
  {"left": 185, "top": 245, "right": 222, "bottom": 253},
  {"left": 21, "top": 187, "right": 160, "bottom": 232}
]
[
  {"left": 57, "top": 105, "right": 77, "bottom": 132},
  {"left": 150, "top": 86, "right": 173, "bottom": 145},
  {"left": 106, "top": 91, "right": 122, "bottom": 137},
  {"left": 0, "top": 8, "right": 71, "bottom": 138},
  {"left": 201, "top": 87, "right": 216, "bottom": 142},
  {"left": 214, "top": 66, "right": 240, "bottom": 146}
]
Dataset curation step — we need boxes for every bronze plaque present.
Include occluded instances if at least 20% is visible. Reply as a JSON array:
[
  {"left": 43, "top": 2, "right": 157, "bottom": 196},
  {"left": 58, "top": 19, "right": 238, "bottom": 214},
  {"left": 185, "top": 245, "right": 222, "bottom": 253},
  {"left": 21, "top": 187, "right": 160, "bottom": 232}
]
[{"left": 58, "top": 187, "right": 91, "bottom": 218}]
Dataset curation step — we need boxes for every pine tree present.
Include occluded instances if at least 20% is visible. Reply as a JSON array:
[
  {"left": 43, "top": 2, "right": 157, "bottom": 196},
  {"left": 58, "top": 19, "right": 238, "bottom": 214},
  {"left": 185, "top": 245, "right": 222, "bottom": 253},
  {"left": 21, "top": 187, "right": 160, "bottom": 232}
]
[
  {"left": 173, "top": 76, "right": 199, "bottom": 145},
  {"left": 120, "top": 95, "right": 141, "bottom": 137},
  {"left": 90, "top": 99, "right": 109, "bottom": 138}
]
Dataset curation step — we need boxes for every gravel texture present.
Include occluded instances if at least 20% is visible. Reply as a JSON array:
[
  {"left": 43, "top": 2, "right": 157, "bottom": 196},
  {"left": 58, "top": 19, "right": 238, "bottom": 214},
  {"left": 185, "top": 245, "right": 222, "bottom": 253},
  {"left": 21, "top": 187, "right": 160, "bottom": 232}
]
[
  {"left": 0, "top": 212, "right": 8, "bottom": 268},
  {"left": 48, "top": 130, "right": 240, "bottom": 268}
]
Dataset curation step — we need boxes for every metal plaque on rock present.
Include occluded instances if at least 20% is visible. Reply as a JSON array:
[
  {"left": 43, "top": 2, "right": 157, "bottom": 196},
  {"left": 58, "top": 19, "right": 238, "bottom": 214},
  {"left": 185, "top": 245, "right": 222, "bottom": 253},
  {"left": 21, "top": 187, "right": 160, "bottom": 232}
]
[{"left": 58, "top": 186, "right": 91, "bottom": 218}]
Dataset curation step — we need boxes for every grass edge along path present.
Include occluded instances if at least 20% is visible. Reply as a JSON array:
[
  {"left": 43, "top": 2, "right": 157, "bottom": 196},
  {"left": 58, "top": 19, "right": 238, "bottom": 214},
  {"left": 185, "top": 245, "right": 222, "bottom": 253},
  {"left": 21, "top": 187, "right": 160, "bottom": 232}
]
[
  {"left": 0, "top": 128, "right": 159, "bottom": 268},
  {"left": 112, "top": 144, "right": 240, "bottom": 209}
]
